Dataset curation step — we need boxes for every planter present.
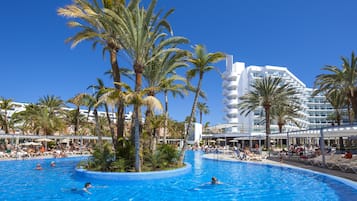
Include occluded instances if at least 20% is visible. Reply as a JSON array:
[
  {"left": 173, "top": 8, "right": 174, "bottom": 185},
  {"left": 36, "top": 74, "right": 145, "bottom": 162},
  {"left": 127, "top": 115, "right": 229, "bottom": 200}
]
[{"left": 74, "top": 162, "right": 192, "bottom": 181}]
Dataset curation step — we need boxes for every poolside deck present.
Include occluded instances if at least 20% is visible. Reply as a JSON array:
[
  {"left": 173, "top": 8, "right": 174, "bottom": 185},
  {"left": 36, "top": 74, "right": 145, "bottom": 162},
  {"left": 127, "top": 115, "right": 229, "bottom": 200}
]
[
  {"left": 269, "top": 157, "right": 357, "bottom": 182},
  {"left": 203, "top": 153, "right": 357, "bottom": 182}
]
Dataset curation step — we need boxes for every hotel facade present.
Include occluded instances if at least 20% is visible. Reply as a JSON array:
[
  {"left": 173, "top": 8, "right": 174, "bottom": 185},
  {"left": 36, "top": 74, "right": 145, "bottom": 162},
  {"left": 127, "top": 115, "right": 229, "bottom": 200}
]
[{"left": 222, "top": 55, "right": 334, "bottom": 135}]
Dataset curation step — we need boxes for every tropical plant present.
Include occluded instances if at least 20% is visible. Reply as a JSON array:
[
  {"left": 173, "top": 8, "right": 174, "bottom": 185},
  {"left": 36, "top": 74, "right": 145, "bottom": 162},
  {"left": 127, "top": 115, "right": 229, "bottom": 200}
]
[
  {"left": 104, "top": 0, "right": 188, "bottom": 172},
  {"left": 67, "top": 93, "right": 88, "bottom": 135},
  {"left": 143, "top": 49, "right": 188, "bottom": 144},
  {"left": 63, "top": 109, "right": 87, "bottom": 134},
  {"left": 87, "top": 142, "right": 115, "bottom": 171},
  {"left": 143, "top": 144, "right": 179, "bottom": 171},
  {"left": 38, "top": 95, "right": 64, "bottom": 113},
  {"left": 238, "top": 76, "right": 298, "bottom": 149},
  {"left": 58, "top": 0, "right": 139, "bottom": 153},
  {"left": 0, "top": 97, "right": 14, "bottom": 134},
  {"left": 178, "top": 44, "right": 225, "bottom": 165},
  {"left": 325, "top": 90, "right": 347, "bottom": 126},
  {"left": 197, "top": 102, "right": 209, "bottom": 125},
  {"left": 271, "top": 102, "right": 301, "bottom": 133},
  {"left": 313, "top": 52, "right": 357, "bottom": 123}
]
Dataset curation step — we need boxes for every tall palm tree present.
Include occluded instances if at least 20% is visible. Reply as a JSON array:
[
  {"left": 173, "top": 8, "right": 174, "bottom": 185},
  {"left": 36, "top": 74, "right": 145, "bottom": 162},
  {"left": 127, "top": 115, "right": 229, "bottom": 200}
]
[
  {"left": 143, "top": 49, "right": 188, "bottom": 144},
  {"left": 314, "top": 52, "right": 357, "bottom": 123},
  {"left": 58, "top": 0, "right": 139, "bottom": 150},
  {"left": 88, "top": 78, "right": 116, "bottom": 140},
  {"left": 238, "top": 76, "right": 298, "bottom": 149},
  {"left": 105, "top": 0, "right": 188, "bottom": 172},
  {"left": 159, "top": 75, "right": 187, "bottom": 144},
  {"left": 178, "top": 44, "right": 225, "bottom": 164},
  {"left": 0, "top": 97, "right": 14, "bottom": 134},
  {"left": 197, "top": 102, "right": 209, "bottom": 125}
]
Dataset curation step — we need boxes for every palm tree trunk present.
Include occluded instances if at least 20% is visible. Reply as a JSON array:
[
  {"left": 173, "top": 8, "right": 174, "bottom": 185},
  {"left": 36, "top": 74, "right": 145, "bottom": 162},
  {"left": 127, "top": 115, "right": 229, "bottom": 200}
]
[
  {"left": 134, "top": 63, "right": 143, "bottom": 172},
  {"left": 264, "top": 106, "right": 271, "bottom": 150},
  {"left": 110, "top": 49, "right": 125, "bottom": 151},
  {"left": 104, "top": 103, "right": 115, "bottom": 141},
  {"left": 199, "top": 111, "right": 203, "bottom": 125},
  {"left": 351, "top": 94, "right": 357, "bottom": 121},
  {"left": 75, "top": 107, "right": 80, "bottom": 135},
  {"left": 4, "top": 110, "right": 9, "bottom": 134},
  {"left": 163, "top": 90, "right": 168, "bottom": 144},
  {"left": 94, "top": 108, "right": 102, "bottom": 149},
  {"left": 278, "top": 123, "right": 283, "bottom": 133},
  {"left": 178, "top": 74, "right": 203, "bottom": 165}
]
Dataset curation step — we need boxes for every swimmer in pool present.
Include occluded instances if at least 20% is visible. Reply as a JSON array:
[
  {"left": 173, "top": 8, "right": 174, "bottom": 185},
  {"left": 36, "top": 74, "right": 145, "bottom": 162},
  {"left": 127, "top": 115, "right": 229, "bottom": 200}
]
[{"left": 70, "top": 182, "right": 92, "bottom": 195}]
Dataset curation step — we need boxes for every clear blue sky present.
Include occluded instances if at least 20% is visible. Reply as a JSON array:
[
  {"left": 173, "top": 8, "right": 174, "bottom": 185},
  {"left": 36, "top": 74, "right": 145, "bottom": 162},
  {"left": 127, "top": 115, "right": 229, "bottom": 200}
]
[{"left": 1, "top": 0, "right": 357, "bottom": 125}]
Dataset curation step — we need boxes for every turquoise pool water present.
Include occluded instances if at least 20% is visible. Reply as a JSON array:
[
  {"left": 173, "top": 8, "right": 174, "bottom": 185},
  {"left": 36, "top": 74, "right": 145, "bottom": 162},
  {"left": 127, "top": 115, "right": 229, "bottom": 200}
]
[{"left": 0, "top": 151, "right": 356, "bottom": 201}]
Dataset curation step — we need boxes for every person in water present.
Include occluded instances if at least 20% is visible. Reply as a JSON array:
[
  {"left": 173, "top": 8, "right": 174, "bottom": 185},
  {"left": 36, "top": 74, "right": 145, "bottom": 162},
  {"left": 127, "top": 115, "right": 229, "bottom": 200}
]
[
  {"left": 211, "top": 177, "right": 220, "bottom": 184},
  {"left": 83, "top": 182, "right": 92, "bottom": 194},
  {"left": 70, "top": 182, "right": 92, "bottom": 195},
  {"left": 35, "top": 163, "right": 43, "bottom": 170}
]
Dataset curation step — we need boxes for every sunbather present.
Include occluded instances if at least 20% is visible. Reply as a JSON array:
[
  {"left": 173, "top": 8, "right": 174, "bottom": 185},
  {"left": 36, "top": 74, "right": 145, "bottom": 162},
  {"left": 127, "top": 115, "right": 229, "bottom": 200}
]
[{"left": 342, "top": 151, "right": 352, "bottom": 159}]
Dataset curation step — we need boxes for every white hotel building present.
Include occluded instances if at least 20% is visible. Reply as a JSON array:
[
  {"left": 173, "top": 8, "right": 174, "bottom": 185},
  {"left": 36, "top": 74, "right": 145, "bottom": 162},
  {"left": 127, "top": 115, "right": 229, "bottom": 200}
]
[{"left": 222, "top": 55, "right": 334, "bottom": 135}]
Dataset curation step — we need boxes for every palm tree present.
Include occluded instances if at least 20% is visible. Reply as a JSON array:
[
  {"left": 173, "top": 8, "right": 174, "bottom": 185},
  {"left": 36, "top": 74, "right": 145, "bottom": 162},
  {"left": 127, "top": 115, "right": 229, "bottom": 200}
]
[
  {"left": 238, "top": 76, "right": 298, "bottom": 149},
  {"left": 63, "top": 109, "right": 87, "bottom": 134},
  {"left": 0, "top": 97, "right": 14, "bottom": 134},
  {"left": 88, "top": 78, "right": 116, "bottom": 139},
  {"left": 143, "top": 49, "right": 188, "bottom": 144},
  {"left": 58, "top": 0, "right": 139, "bottom": 149},
  {"left": 271, "top": 103, "right": 301, "bottom": 133},
  {"left": 33, "top": 106, "right": 65, "bottom": 135},
  {"left": 147, "top": 114, "right": 165, "bottom": 153},
  {"left": 35, "top": 95, "right": 65, "bottom": 135},
  {"left": 38, "top": 95, "right": 64, "bottom": 113},
  {"left": 203, "top": 122, "right": 210, "bottom": 133},
  {"left": 314, "top": 52, "right": 357, "bottom": 123},
  {"left": 178, "top": 44, "right": 225, "bottom": 165},
  {"left": 325, "top": 90, "right": 347, "bottom": 126},
  {"left": 197, "top": 102, "right": 209, "bottom": 125},
  {"left": 159, "top": 76, "right": 187, "bottom": 144},
  {"left": 67, "top": 93, "right": 88, "bottom": 135},
  {"left": 105, "top": 0, "right": 188, "bottom": 172}
]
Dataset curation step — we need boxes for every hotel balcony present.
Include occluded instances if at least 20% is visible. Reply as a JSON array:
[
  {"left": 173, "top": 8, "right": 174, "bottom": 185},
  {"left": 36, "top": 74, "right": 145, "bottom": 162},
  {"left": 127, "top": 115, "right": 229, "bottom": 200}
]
[
  {"left": 223, "top": 90, "right": 238, "bottom": 98},
  {"left": 222, "top": 72, "right": 237, "bottom": 80},
  {"left": 224, "top": 99, "right": 238, "bottom": 106},
  {"left": 224, "top": 116, "right": 238, "bottom": 123}
]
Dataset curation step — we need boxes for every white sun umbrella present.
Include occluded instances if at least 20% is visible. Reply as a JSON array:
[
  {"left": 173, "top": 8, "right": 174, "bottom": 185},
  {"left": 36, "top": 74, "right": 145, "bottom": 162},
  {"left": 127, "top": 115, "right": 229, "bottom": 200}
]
[
  {"left": 21, "top": 142, "right": 42, "bottom": 146},
  {"left": 35, "top": 138, "right": 53, "bottom": 142}
]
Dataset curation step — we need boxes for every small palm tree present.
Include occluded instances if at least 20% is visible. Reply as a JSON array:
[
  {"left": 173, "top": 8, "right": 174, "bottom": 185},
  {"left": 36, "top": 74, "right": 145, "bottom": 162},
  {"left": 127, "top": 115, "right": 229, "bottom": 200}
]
[
  {"left": 238, "top": 76, "right": 298, "bottom": 149},
  {"left": 0, "top": 97, "right": 14, "bottom": 134},
  {"left": 271, "top": 103, "right": 301, "bottom": 133},
  {"left": 197, "top": 102, "right": 209, "bottom": 125},
  {"left": 67, "top": 93, "right": 88, "bottom": 135}
]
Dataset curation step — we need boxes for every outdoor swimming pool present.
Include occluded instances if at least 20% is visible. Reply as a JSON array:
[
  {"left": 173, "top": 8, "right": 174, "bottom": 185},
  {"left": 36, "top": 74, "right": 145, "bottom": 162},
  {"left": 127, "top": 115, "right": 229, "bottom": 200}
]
[{"left": 0, "top": 151, "right": 356, "bottom": 201}]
